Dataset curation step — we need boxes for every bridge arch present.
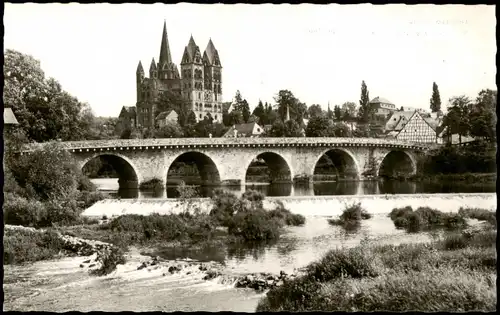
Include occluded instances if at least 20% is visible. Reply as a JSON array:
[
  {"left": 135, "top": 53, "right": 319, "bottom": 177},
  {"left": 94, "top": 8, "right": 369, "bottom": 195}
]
[
  {"left": 311, "top": 148, "right": 360, "bottom": 181},
  {"left": 165, "top": 151, "right": 221, "bottom": 186},
  {"left": 378, "top": 150, "right": 417, "bottom": 179},
  {"left": 243, "top": 151, "right": 293, "bottom": 184},
  {"left": 80, "top": 153, "right": 141, "bottom": 189}
]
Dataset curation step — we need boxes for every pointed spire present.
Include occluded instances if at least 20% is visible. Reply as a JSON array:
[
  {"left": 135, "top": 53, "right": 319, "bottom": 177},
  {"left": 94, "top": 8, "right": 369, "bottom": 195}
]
[
  {"left": 136, "top": 61, "right": 144, "bottom": 74},
  {"left": 159, "top": 20, "right": 172, "bottom": 66},
  {"left": 150, "top": 58, "right": 157, "bottom": 71}
]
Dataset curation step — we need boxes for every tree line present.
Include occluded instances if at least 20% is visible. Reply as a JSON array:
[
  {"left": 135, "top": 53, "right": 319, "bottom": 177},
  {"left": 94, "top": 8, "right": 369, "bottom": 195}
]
[{"left": 4, "top": 49, "right": 496, "bottom": 144}]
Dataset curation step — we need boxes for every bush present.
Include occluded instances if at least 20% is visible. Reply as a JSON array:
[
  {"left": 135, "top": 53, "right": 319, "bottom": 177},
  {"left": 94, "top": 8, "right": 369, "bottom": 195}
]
[
  {"left": 90, "top": 247, "right": 127, "bottom": 276},
  {"left": 305, "top": 247, "right": 379, "bottom": 282},
  {"left": 209, "top": 189, "right": 240, "bottom": 226},
  {"left": 458, "top": 207, "right": 496, "bottom": 227},
  {"left": 227, "top": 209, "right": 281, "bottom": 242},
  {"left": 8, "top": 143, "right": 81, "bottom": 201},
  {"left": 241, "top": 189, "right": 265, "bottom": 209},
  {"left": 3, "top": 228, "right": 67, "bottom": 264},
  {"left": 389, "top": 206, "right": 469, "bottom": 232},
  {"left": 78, "top": 191, "right": 106, "bottom": 209},
  {"left": 3, "top": 193, "right": 48, "bottom": 228},
  {"left": 268, "top": 201, "right": 305, "bottom": 226},
  {"left": 328, "top": 203, "right": 371, "bottom": 227},
  {"left": 139, "top": 178, "right": 165, "bottom": 190}
]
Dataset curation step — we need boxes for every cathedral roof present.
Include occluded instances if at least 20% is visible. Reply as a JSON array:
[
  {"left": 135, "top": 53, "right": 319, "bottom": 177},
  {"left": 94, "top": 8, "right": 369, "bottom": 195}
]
[
  {"left": 159, "top": 21, "right": 173, "bottom": 66},
  {"left": 150, "top": 58, "right": 157, "bottom": 71},
  {"left": 136, "top": 61, "right": 144, "bottom": 73},
  {"left": 204, "top": 38, "right": 221, "bottom": 66}
]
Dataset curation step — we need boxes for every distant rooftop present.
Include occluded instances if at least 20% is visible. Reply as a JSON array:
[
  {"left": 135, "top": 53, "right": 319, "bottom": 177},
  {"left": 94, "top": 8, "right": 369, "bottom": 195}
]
[{"left": 370, "top": 96, "right": 393, "bottom": 105}]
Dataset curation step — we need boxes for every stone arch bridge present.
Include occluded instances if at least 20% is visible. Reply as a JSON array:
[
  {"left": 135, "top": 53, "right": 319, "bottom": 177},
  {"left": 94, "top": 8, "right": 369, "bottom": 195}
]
[{"left": 21, "top": 138, "right": 429, "bottom": 188}]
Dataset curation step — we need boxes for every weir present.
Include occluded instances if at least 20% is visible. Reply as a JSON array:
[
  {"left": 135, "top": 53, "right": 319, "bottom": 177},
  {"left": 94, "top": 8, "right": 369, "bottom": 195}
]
[{"left": 82, "top": 193, "right": 497, "bottom": 218}]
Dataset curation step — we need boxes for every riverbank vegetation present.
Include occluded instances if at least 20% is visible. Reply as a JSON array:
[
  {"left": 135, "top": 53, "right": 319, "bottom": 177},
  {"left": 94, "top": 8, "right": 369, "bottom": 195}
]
[
  {"left": 327, "top": 203, "right": 372, "bottom": 229},
  {"left": 256, "top": 219, "right": 497, "bottom": 312}
]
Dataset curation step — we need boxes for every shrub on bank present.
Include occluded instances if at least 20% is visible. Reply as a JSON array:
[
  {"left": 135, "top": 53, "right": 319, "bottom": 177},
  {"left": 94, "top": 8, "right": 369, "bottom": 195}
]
[
  {"left": 458, "top": 207, "right": 497, "bottom": 227},
  {"left": 328, "top": 203, "right": 372, "bottom": 227},
  {"left": 388, "top": 206, "right": 469, "bottom": 232},
  {"left": 209, "top": 189, "right": 241, "bottom": 226},
  {"left": 3, "top": 228, "right": 67, "bottom": 265},
  {"left": 227, "top": 209, "right": 281, "bottom": 242},
  {"left": 257, "top": 226, "right": 497, "bottom": 312},
  {"left": 268, "top": 201, "right": 306, "bottom": 226},
  {"left": 90, "top": 246, "right": 127, "bottom": 276}
]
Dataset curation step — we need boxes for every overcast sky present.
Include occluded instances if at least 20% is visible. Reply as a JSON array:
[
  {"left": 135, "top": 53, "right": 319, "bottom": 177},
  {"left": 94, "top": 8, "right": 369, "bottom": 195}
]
[{"left": 4, "top": 3, "right": 496, "bottom": 117}]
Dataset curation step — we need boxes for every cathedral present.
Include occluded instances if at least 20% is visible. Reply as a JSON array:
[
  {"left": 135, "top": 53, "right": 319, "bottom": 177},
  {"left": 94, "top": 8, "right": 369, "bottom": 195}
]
[{"left": 135, "top": 21, "right": 223, "bottom": 128}]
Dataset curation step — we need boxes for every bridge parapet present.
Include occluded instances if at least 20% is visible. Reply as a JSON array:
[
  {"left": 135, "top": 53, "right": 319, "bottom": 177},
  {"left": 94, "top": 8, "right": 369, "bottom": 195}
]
[{"left": 21, "top": 137, "right": 430, "bottom": 152}]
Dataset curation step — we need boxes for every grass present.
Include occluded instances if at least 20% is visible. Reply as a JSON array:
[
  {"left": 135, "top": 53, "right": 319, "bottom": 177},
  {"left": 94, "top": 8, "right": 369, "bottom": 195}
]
[
  {"left": 388, "top": 206, "right": 471, "bottom": 232},
  {"left": 328, "top": 203, "right": 372, "bottom": 228},
  {"left": 256, "top": 225, "right": 497, "bottom": 312},
  {"left": 3, "top": 228, "right": 68, "bottom": 265}
]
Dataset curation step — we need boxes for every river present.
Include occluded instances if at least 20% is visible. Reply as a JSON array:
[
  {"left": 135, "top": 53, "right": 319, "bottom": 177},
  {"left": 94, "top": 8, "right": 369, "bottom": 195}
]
[
  {"left": 90, "top": 178, "right": 496, "bottom": 199},
  {"left": 3, "top": 178, "right": 497, "bottom": 312}
]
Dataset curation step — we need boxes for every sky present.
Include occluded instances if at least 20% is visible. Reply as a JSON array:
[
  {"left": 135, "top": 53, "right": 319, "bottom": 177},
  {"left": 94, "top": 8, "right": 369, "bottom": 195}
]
[{"left": 4, "top": 3, "right": 497, "bottom": 117}]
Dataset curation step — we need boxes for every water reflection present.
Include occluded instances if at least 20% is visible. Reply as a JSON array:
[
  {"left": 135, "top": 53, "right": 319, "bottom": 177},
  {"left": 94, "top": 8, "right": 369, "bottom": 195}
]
[{"left": 93, "top": 178, "right": 496, "bottom": 200}]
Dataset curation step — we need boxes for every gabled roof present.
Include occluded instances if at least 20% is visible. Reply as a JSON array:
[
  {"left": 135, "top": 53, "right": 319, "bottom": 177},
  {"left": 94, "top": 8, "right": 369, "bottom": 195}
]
[
  {"left": 203, "top": 38, "right": 221, "bottom": 66},
  {"left": 370, "top": 96, "right": 393, "bottom": 105},
  {"left": 4, "top": 108, "right": 19, "bottom": 125},
  {"left": 156, "top": 109, "right": 177, "bottom": 121},
  {"left": 224, "top": 122, "right": 263, "bottom": 137},
  {"left": 395, "top": 111, "right": 437, "bottom": 138},
  {"left": 385, "top": 111, "right": 414, "bottom": 131}
]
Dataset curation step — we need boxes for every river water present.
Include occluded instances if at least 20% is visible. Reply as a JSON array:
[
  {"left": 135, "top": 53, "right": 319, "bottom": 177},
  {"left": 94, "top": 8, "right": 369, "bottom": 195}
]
[
  {"left": 90, "top": 178, "right": 496, "bottom": 199},
  {"left": 3, "top": 178, "right": 497, "bottom": 312}
]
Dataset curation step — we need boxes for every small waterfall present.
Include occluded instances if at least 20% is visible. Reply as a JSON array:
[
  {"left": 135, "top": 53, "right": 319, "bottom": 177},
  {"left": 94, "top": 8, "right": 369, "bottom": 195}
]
[{"left": 82, "top": 193, "right": 496, "bottom": 218}]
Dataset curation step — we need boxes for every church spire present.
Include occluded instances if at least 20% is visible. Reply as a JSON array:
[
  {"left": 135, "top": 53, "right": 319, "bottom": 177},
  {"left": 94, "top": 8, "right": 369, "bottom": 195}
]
[{"left": 159, "top": 20, "right": 172, "bottom": 65}]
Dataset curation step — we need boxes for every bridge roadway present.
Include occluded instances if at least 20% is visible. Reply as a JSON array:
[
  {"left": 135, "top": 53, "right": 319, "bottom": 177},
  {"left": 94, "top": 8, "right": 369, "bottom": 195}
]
[{"left": 21, "top": 137, "right": 429, "bottom": 188}]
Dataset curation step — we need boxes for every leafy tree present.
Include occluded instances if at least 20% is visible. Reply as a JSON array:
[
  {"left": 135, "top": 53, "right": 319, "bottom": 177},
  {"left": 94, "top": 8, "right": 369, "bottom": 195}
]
[
  {"left": 194, "top": 113, "right": 216, "bottom": 137},
  {"left": 247, "top": 114, "right": 259, "bottom": 123},
  {"left": 305, "top": 116, "right": 333, "bottom": 137},
  {"left": 307, "top": 104, "right": 324, "bottom": 119},
  {"left": 268, "top": 119, "right": 301, "bottom": 137},
  {"left": 357, "top": 80, "right": 372, "bottom": 123},
  {"left": 154, "top": 121, "right": 184, "bottom": 138},
  {"left": 155, "top": 90, "right": 187, "bottom": 119},
  {"left": 353, "top": 124, "right": 370, "bottom": 137},
  {"left": 327, "top": 104, "right": 334, "bottom": 120},
  {"left": 334, "top": 105, "right": 342, "bottom": 120},
  {"left": 252, "top": 100, "right": 266, "bottom": 123},
  {"left": 274, "top": 90, "right": 299, "bottom": 122},
  {"left": 268, "top": 120, "right": 285, "bottom": 137},
  {"left": 3, "top": 49, "right": 99, "bottom": 142},
  {"left": 469, "top": 89, "right": 497, "bottom": 140},
  {"left": 430, "top": 82, "right": 442, "bottom": 113},
  {"left": 232, "top": 90, "right": 251, "bottom": 123},
  {"left": 331, "top": 122, "right": 351, "bottom": 137},
  {"left": 227, "top": 110, "right": 244, "bottom": 126},
  {"left": 213, "top": 123, "right": 229, "bottom": 137},
  {"left": 444, "top": 95, "right": 471, "bottom": 144},
  {"left": 341, "top": 102, "right": 357, "bottom": 121}
]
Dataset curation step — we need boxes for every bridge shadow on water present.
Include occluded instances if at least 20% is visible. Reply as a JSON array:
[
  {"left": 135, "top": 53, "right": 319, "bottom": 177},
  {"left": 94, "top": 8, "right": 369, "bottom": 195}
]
[{"left": 102, "top": 179, "right": 495, "bottom": 199}]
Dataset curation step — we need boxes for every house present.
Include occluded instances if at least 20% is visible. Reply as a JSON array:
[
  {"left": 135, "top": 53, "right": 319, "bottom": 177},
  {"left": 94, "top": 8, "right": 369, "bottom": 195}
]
[
  {"left": 155, "top": 109, "right": 178, "bottom": 128},
  {"left": 401, "top": 106, "right": 429, "bottom": 115},
  {"left": 223, "top": 122, "right": 265, "bottom": 138},
  {"left": 385, "top": 111, "right": 415, "bottom": 132},
  {"left": 394, "top": 111, "right": 439, "bottom": 144},
  {"left": 117, "top": 106, "right": 137, "bottom": 129},
  {"left": 438, "top": 127, "right": 476, "bottom": 145},
  {"left": 3, "top": 108, "right": 19, "bottom": 125},
  {"left": 369, "top": 97, "right": 397, "bottom": 116}
]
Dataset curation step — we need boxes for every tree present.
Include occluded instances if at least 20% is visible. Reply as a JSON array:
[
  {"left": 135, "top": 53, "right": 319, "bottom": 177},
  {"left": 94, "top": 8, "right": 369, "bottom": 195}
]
[
  {"left": 233, "top": 90, "right": 251, "bottom": 123},
  {"left": 469, "top": 89, "right": 497, "bottom": 140},
  {"left": 444, "top": 95, "right": 471, "bottom": 144},
  {"left": 331, "top": 122, "right": 351, "bottom": 137},
  {"left": 341, "top": 102, "right": 357, "bottom": 121},
  {"left": 305, "top": 116, "right": 333, "bottom": 137},
  {"left": 334, "top": 105, "right": 342, "bottom": 120},
  {"left": 327, "top": 103, "right": 334, "bottom": 120},
  {"left": 430, "top": 82, "right": 442, "bottom": 113},
  {"left": 252, "top": 100, "right": 266, "bottom": 123},
  {"left": 357, "top": 80, "right": 372, "bottom": 123},
  {"left": 154, "top": 121, "right": 184, "bottom": 138},
  {"left": 268, "top": 119, "right": 302, "bottom": 137},
  {"left": 4, "top": 49, "right": 101, "bottom": 142},
  {"left": 307, "top": 104, "right": 324, "bottom": 119},
  {"left": 274, "top": 90, "right": 299, "bottom": 122}
]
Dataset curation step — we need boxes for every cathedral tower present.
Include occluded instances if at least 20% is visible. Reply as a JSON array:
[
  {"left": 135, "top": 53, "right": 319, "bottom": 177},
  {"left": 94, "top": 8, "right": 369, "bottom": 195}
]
[{"left": 203, "top": 38, "right": 223, "bottom": 123}]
